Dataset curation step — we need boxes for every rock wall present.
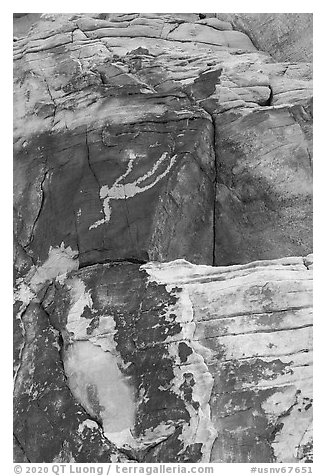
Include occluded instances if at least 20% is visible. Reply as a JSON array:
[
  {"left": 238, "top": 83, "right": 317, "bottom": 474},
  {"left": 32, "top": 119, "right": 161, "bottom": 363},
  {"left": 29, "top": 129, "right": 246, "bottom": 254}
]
[
  {"left": 14, "top": 249, "right": 313, "bottom": 463},
  {"left": 13, "top": 13, "right": 313, "bottom": 463},
  {"left": 218, "top": 13, "right": 313, "bottom": 63}
]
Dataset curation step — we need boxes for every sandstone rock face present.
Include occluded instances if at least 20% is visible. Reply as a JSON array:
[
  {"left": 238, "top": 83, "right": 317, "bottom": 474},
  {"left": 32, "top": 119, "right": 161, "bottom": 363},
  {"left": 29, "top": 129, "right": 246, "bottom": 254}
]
[
  {"left": 218, "top": 13, "right": 313, "bottom": 63},
  {"left": 13, "top": 13, "right": 312, "bottom": 269},
  {"left": 14, "top": 252, "right": 313, "bottom": 462},
  {"left": 13, "top": 13, "right": 313, "bottom": 463}
]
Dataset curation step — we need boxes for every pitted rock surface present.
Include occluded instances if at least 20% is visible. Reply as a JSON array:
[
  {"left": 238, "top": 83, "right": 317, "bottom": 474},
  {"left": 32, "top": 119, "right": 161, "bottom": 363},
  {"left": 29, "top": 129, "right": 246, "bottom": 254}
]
[
  {"left": 13, "top": 13, "right": 313, "bottom": 463},
  {"left": 14, "top": 254, "right": 312, "bottom": 462}
]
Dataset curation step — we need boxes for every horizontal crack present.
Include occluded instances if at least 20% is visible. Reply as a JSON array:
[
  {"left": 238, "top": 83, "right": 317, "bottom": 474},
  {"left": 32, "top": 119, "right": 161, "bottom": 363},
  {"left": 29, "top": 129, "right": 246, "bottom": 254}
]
[
  {"left": 78, "top": 257, "right": 146, "bottom": 270},
  {"left": 193, "top": 322, "right": 313, "bottom": 339},
  {"left": 184, "top": 305, "right": 312, "bottom": 325},
  {"left": 216, "top": 348, "right": 312, "bottom": 364}
]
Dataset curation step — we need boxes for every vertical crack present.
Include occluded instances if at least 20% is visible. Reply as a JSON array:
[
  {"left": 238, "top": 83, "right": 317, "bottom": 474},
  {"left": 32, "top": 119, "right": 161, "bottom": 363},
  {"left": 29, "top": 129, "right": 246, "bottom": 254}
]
[
  {"left": 14, "top": 433, "right": 31, "bottom": 462},
  {"left": 266, "top": 85, "right": 273, "bottom": 106},
  {"left": 181, "top": 89, "right": 218, "bottom": 265},
  {"left": 39, "top": 67, "right": 57, "bottom": 127},
  {"left": 306, "top": 147, "right": 312, "bottom": 167},
  {"left": 26, "top": 169, "right": 49, "bottom": 248},
  {"left": 13, "top": 303, "right": 30, "bottom": 389},
  {"left": 85, "top": 129, "right": 101, "bottom": 190},
  {"left": 210, "top": 114, "right": 218, "bottom": 266}
]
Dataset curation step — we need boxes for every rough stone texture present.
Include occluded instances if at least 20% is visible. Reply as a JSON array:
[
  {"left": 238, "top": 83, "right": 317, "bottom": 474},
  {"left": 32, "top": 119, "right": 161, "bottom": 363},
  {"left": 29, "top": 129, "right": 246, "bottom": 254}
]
[
  {"left": 14, "top": 253, "right": 313, "bottom": 462},
  {"left": 214, "top": 100, "right": 312, "bottom": 265},
  {"left": 218, "top": 13, "right": 313, "bottom": 63},
  {"left": 13, "top": 13, "right": 313, "bottom": 463},
  {"left": 13, "top": 13, "right": 312, "bottom": 269}
]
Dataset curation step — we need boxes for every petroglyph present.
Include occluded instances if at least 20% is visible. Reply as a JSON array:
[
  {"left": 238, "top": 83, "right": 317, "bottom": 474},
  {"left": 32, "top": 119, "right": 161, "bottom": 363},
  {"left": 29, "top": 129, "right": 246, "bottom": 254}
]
[{"left": 89, "top": 151, "right": 177, "bottom": 230}]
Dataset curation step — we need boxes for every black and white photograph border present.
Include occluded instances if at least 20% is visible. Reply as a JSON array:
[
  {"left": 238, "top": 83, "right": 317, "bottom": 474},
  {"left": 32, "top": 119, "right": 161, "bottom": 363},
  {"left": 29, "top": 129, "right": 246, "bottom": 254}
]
[{"left": 7, "top": 0, "right": 322, "bottom": 473}]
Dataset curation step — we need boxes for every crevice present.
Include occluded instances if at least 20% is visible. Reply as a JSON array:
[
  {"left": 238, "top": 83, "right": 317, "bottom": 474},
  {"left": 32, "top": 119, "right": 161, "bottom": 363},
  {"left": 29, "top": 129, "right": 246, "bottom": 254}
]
[
  {"left": 97, "top": 70, "right": 107, "bottom": 86},
  {"left": 17, "top": 238, "right": 37, "bottom": 267},
  {"left": 133, "top": 320, "right": 312, "bottom": 352},
  {"left": 14, "top": 433, "right": 31, "bottom": 463},
  {"left": 190, "top": 304, "right": 312, "bottom": 324},
  {"left": 306, "top": 148, "right": 312, "bottom": 167},
  {"left": 106, "top": 116, "right": 207, "bottom": 128},
  {"left": 13, "top": 301, "right": 35, "bottom": 392},
  {"left": 42, "top": 74, "right": 57, "bottom": 126},
  {"left": 26, "top": 169, "right": 49, "bottom": 248},
  {"left": 211, "top": 115, "right": 218, "bottom": 266},
  {"left": 265, "top": 85, "right": 273, "bottom": 106},
  {"left": 116, "top": 447, "right": 140, "bottom": 462},
  {"left": 75, "top": 29, "right": 247, "bottom": 49},
  {"left": 165, "top": 23, "right": 181, "bottom": 36},
  {"left": 78, "top": 256, "right": 147, "bottom": 270},
  {"left": 270, "top": 390, "right": 302, "bottom": 443},
  {"left": 85, "top": 128, "right": 101, "bottom": 190},
  {"left": 181, "top": 89, "right": 218, "bottom": 266},
  {"left": 282, "top": 64, "right": 291, "bottom": 76},
  {"left": 19, "top": 37, "right": 74, "bottom": 56},
  {"left": 218, "top": 348, "right": 312, "bottom": 364},
  {"left": 193, "top": 322, "right": 313, "bottom": 339},
  {"left": 138, "top": 430, "right": 176, "bottom": 462},
  {"left": 291, "top": 363, "right": 312, "bottom": 369},
  {"left": 303, "top": 255, "right": 313, "bottom": 270}
]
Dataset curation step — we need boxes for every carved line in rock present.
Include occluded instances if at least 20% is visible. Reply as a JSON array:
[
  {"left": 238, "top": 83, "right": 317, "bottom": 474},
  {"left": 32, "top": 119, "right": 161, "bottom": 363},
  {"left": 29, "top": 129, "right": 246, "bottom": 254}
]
[{"left": 89, "top": 151, "right": 177, "bottom": 230}]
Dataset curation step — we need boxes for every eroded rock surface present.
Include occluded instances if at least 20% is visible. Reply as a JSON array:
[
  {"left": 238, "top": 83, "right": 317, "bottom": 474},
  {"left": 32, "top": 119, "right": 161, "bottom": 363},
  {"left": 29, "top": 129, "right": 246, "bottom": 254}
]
[
  {"left": 219, "top": 13, "right": 313, "bottom": 62},
  {"left": 14, "top": 252, "right": 313, "bottom": 462},
  {"left": 13, "top": 13, "right": 313, "bottom": 463},
  {"left": 13, "top": 12, "right": 312, "bottom": 269}
]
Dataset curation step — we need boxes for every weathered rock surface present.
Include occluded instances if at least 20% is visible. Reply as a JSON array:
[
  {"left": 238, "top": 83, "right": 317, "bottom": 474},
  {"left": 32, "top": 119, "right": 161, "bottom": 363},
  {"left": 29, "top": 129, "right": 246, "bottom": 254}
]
[
  {"left": 218, "top": 13, "right": 313, "bottom": 63},
  {"left": 14, "top": 251, "right": 313, "bottom": 462},
  {"left": 13, "top": 13, "right": 313, "bottom": 463},
  {"left": 214, "top": 99, "right": 312, "bottom": 265},
  {"left": 13, "top": 13, "right": 312, "bottom": 269}
]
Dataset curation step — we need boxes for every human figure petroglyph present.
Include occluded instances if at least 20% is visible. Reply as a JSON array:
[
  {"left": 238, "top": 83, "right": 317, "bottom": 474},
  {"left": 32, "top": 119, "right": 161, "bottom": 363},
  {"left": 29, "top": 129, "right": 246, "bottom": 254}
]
[{"left": 89, "top": 151, "right": 177, "bottom": 230}]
